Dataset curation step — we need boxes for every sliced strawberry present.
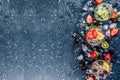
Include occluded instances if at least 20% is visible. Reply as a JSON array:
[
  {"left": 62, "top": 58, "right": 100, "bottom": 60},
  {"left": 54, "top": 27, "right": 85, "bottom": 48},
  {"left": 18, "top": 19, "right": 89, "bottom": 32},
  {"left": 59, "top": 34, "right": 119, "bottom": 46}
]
[
  {"left": 111, "top": 11, "right": 118, "bottom": 19},
  {"left": 87, "top": 76, "right": 95, "bottom": 80},
  {"left": 86, "top": 32, "right": 95, "bottom": 41},
  {"left": 86, "top": 15, "right": 94, "bottom": 24},
  {"left": 86, "top": 29, "right": 98, "bottom": 41},
  {"left": 92, "top": 29, "right": 98, "bottom": 38},
  {"left": 86, "top": 36, "right": 91, "bottom": 41},
  {"left": 110, "top": 28, "right": 119, "bottom": 37},
  {"left": 104, "top": 53, "right": 112, "bottom": 61},
  {"left": 86, "top": 32, "right": 93, "bottom": 41},
  {"left": 95, "top": 0, "right": 102, "bottom": 4},
  {"left": 90, "top": 51, "right": 98, "bottom": 58}
]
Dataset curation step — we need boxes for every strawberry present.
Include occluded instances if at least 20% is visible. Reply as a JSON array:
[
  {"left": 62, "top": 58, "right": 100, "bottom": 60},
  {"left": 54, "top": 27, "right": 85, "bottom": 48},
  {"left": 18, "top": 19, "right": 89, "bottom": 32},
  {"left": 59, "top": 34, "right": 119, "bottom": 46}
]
[
  {"left": 87, "top": 76, "right": 95, "bottom": 80},
  {"left": 104, "top": 53, "right": 112, "bottom": 61},
  {"left": 92, "top": 29, "right": 98, "bottom": 38},
  {"left": 86, "top": 31, "right": 94, "bottom": 41},
  {"left": 111, "top": 11, "right": 118, "bottom": 19},
  {"left": 95, "top": 0, "right": 102, "bottom": 4},
  {"left": 110, "top": 28, "right": 119, "bottom": 37},
  {"left": 86, "top": 15, "right": 94, "bottom": 24},
  {"left": 90, "top": 51, "right": 98, "bottom": 58},
  {"left": 86, "top": 29, "right": 97, "bottom": 41}
]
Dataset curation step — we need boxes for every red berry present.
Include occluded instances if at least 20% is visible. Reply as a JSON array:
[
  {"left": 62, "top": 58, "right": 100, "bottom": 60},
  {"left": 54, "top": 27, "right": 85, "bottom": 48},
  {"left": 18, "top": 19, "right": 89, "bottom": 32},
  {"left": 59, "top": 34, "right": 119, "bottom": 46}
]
[
  {"left": 92, "top": 29, "right": 98, "bottom": 38},
  {"left": 110, "top": 28, "right": 119, "bottom": 37},
  {"left": 95, "top": 0, "right": 102, "bottom": 4},
  {"left": 87, "top": 76, "right": 95, "bottom": 80},
  {"left": 86, "top": 29, "right": 97, "bottom": 41},
  {"left": 111, "top": 11, "right": 118, "bottom": 19},
  {"left": 90, "top": 51, "right": 98, "bottom": 58},
  {"left": 104, "top": 53, "right": 112, "bottom": 61},
  {"left": 86, "top": 15, "right": 94, "bottom": 24}
]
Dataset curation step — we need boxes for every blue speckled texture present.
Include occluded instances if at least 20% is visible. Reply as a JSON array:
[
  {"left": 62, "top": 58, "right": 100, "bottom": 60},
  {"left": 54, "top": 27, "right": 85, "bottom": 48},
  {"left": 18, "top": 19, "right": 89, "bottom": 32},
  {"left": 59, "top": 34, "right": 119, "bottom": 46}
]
[{"left": 0, "top": 0, "right": 120, "bottom": 80}]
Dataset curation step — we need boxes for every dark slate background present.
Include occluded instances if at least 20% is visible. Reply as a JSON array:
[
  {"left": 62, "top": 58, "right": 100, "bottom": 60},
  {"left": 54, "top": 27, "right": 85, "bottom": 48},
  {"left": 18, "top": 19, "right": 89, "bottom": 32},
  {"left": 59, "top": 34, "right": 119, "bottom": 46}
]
[{"left": 0, "top": 0, "right": 120, "bottom": 80}]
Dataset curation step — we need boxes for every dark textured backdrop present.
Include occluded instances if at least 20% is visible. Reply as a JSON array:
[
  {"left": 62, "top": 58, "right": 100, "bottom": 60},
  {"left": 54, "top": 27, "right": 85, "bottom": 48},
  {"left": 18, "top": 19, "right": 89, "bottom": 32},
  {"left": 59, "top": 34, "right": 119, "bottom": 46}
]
[{"left": 0, "top": 0, "right": 120, "bottom": 80}]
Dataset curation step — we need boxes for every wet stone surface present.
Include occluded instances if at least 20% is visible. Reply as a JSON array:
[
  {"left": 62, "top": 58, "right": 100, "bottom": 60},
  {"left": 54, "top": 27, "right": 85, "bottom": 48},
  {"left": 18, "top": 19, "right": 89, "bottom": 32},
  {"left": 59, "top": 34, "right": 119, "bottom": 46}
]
[{"left": 0, "top": 0, "right": 120, "bottom": 80}]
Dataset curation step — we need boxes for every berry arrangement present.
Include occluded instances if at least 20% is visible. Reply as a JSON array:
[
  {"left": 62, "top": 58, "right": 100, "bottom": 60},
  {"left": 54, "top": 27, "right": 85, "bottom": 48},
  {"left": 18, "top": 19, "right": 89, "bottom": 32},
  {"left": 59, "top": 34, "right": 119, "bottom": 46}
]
[{"left": 73, "top": 0, "right": 120, "bottom": 80}]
